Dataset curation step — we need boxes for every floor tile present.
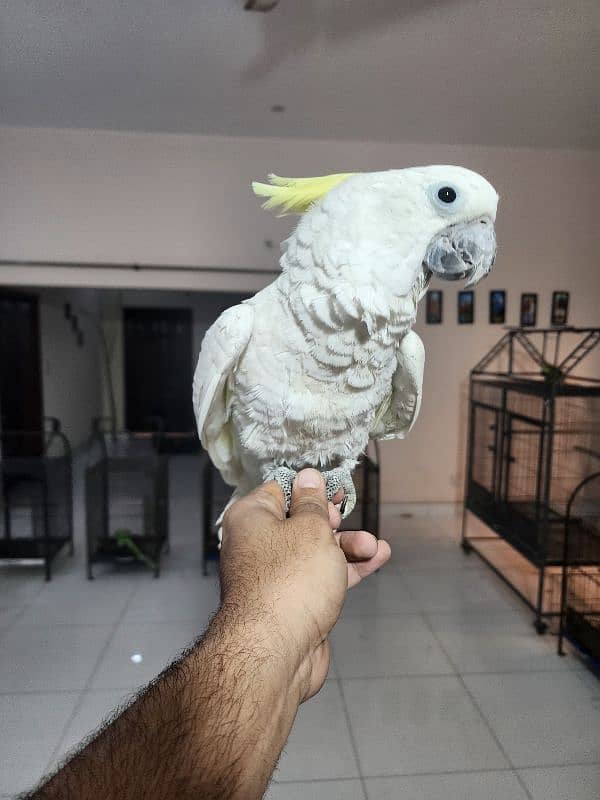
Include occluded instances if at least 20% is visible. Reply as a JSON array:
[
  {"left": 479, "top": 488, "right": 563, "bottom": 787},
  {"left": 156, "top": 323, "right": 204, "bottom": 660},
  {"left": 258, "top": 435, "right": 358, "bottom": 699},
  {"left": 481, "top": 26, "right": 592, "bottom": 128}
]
[
  {"left": 326, "top": 653, "right": 338, "bottom": 679},
  {"left": 331, "top": 613, "right": 453, "bottom": 678},
  {"left": 17, "top": 574, "right": 136, "bottom": 626},
  {"left": 0, "top": 691, "right": 80, "bottom": 796},
  {"left": 383, "top": 514, "right": 461, "bottom": 539},
  {"left": 464, "top": 671, "right": 600, "bottom": 767},
  {"left": 121, "top": 571, "right": 219, "bottom": 624},
  {"left": 365, "top": 770, "right": 528, "bottom": 800},
  {"left": 402, "top": 568, "right": 520, "bottom": 614},
  {"left": 55, "top": 688, "right": 135, "bottom": 759},
  {"left": 341, "top": 570, "right": 419, "bottom": 617},
  {"left": 0, "top": 569, "right": 46, "bottom": 608},
  {"left": 427, "top": 610, "right": 572, "bottom": 674},
  {"left": 267, "top": 779, "right": 365, "bottom": 800},
  {"left": 275, "top": 681, "right": 359, "bottom": 782},
  {"left": 383, "top": 520, "right": 482, "bottom": 573},
  {"left": 0, "top": 624, "right": 113, "bottom": 692},
  {"left": 91, "top": 620, "right": 201, "bottom": 689},
  {"left": 571, "top": 664, "right": 600, "bottom": 694},
  {"left": 386, "top": 542, "right": 484, "bottom": 572},
  {"left": 3, "top": 461, "right": 599, "bottom": 796},
  {"left": 342, "top": 675, "right": 508, "bottom": 776},
  {"left": 518, "top": 765, "right": 600, "bottom": 799},
  {"left": 0, "top": 606, "right": 20, "bottom": 633},
  {"left": 160, "top": 547, "right": 205, "bottom": 573}
]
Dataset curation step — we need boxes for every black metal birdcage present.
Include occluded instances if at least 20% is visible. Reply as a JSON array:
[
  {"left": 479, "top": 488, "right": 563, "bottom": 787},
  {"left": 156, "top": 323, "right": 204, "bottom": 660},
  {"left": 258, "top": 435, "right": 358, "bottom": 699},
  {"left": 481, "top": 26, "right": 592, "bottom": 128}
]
[
  {"left": 342, "top": 441, "right": 381, "bottom": 538},
  {"left": 201, "top": 443, "right": 381, "bottom": 575},
  {"left": 462, "top": 327, "right": 600, "bottom": 633},
  {"left": 85, "top": 418, "right": 169, "bottom": 578},
  {"left": 202, "top": 458, "right": 229, "bottom": 575},
  {"left": 0, "top": 418, "right": 73, "bottom": 581},
  {"left": 558, "top": 471, "right": 600, "bottom": 663}
]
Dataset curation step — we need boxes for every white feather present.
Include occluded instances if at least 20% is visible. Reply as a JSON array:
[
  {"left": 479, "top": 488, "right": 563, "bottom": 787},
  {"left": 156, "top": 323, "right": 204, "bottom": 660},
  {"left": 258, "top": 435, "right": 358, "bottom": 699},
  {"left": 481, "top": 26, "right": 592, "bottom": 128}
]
[{"left": 193, "top": 165, "right": 498, "bottom": 502}]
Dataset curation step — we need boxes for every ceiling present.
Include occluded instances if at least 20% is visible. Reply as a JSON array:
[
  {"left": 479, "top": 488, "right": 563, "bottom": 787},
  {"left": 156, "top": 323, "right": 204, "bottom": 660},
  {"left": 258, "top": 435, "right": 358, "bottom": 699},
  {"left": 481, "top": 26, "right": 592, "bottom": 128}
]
[{"left": 1, "top": 0, "right": 598, "bottom": 149}]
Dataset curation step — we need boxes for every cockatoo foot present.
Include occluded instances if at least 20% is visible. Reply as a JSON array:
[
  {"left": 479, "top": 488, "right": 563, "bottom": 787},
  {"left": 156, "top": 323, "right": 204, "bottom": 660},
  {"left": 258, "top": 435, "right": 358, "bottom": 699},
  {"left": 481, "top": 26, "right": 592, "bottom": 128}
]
[
  {"left": 264, "top": 466, "right": 297, "bottom": 512},
  {"left": 322, "top": 467, "right": 356, "bottom": 519},
  {"left": 264, "top": 465, "right": 356, "bottom": 519}
]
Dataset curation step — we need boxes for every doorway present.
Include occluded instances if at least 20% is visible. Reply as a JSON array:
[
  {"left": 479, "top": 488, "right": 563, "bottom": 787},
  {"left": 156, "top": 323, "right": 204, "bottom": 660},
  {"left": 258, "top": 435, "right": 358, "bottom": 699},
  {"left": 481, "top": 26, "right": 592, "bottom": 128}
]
[
  {"left": 123, "top": 307, "right": 195, "bottom": 436},
  {"left": 0, "top": 292, "right": 43, "bottom": 456}
]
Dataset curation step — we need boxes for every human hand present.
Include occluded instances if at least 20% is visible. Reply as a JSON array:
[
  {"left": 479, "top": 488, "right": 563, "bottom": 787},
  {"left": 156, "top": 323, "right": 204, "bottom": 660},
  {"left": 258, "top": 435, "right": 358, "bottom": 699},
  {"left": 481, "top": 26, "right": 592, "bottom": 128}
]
[{"left": 219, "top": 468, "right": 391, "bottom": 702}]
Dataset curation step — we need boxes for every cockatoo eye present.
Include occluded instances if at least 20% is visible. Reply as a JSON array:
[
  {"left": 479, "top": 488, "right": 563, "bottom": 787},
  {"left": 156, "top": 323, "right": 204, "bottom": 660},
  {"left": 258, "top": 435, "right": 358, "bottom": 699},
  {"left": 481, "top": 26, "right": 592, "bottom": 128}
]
[
  {"left": 437, "top": 186, "right": 457, "bottom": 203},
  {"left": 428, "top": 182, "right": 464, "bottom": 214}
]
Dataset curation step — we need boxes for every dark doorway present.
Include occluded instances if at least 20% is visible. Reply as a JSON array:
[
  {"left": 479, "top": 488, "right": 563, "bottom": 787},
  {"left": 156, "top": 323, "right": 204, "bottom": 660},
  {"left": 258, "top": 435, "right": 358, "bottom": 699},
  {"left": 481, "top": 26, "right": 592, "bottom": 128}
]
[
  {"left": 0, "top": 292, "right": 43, "bottom": 456},
  {"left": 123, "top": 307, "right": 195, "bottom": 436}
]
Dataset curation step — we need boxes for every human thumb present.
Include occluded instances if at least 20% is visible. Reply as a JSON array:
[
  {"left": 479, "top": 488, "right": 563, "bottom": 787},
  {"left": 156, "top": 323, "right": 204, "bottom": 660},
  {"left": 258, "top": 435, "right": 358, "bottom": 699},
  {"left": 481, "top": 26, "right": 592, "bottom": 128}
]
[{"left": 289, "top": 469, "right": 329, "bottom": 522}]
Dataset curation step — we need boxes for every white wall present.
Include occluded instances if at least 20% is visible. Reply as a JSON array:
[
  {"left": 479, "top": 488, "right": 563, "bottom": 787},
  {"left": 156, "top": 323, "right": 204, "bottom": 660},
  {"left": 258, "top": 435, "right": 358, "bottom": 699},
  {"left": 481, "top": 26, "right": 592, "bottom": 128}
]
[
  {"left": 38, "top": 288, "right": 103, "bottom": 449},
  {"left": 1, "top": 126, "right": 599, "bottom": 501}
]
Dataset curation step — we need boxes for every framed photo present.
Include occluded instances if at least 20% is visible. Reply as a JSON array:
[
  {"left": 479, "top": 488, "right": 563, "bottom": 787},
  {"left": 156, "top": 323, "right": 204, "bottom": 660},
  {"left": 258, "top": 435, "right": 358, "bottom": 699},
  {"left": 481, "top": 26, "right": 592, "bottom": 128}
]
[
  {"left": 426, "top": 290, "right": 443, "bottom": 324},
  {"left": 458, "top": 290, "right": 474, "bottom": 324},
  {"left": 520, "top": 293, "right": 537, "bottom": 327},
  {"left": 551, "top": 291, "right": 569, "bottom": 326},
  {"left": 489, "top": 290, "right": 506, "bottom": 324}
]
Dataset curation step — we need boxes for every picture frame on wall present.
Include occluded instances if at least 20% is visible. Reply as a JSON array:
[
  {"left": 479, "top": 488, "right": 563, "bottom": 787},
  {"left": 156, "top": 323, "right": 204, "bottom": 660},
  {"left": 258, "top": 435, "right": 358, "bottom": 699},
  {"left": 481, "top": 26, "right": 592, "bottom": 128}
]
[
  {"left": 520, "top": 293, "right": 538, "bottom": 327},
  {"left": 489, "top": 290, "right": 506, "bottom": 324},
  {"left": 426, "top": 290, "right": 443, "bottom": 324},
  {"left": 551, "top": 291, "right": 569, "bottom": 326},
  {"left": 458, "top": 290, "right": 474, "bottom": 324}
]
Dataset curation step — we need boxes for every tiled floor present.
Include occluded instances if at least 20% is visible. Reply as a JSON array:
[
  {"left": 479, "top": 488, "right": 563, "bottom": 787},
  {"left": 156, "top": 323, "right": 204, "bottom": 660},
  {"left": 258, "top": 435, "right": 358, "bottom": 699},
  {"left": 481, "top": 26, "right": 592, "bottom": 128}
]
[{"left": 1, "top": 456, "right": 599, "bottom": 799}]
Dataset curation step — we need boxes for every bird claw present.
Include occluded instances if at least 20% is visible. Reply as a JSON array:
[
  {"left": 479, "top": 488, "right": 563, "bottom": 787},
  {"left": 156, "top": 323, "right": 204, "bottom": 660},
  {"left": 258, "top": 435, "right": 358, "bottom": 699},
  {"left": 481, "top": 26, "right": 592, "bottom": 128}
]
[
  {"left": 322, "top": 466, "right": 356, "bottom": 519},
  {"left": 264, "top": 466, "right": 297, "bottom": 512},
  {"left": 264, "top": 465, "right": 356, "bottom": 519}
]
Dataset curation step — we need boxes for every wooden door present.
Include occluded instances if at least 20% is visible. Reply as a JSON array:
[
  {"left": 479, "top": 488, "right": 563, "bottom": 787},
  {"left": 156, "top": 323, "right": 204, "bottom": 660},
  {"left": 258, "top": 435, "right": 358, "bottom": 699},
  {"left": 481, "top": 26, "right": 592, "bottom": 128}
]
[
  {"left": 0, "top": 292, "right": 43, "bottom": 456},
  {"left": 123, "top": 307, "right": 194, "bottom": 433}
]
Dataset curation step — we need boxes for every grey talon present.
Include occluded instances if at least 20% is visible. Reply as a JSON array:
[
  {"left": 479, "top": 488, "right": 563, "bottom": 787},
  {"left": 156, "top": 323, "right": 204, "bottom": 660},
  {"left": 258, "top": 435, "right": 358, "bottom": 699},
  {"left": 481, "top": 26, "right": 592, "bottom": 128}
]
[
  {"left": 264, "top": 466, "right": 297, "bottom": 513},
  {"left": 322, "top": 466, "right": 356, "bottom": 519}
]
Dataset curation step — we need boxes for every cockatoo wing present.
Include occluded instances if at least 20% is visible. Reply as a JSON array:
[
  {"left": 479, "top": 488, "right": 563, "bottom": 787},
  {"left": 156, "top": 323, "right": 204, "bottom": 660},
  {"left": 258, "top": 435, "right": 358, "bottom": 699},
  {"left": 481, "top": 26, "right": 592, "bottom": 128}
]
[
  {"left": 371, "top": 330, "right": 425, "bottom": 440},
  {"left": 192, "top": 304, "right": 254, "bottom": 486}
]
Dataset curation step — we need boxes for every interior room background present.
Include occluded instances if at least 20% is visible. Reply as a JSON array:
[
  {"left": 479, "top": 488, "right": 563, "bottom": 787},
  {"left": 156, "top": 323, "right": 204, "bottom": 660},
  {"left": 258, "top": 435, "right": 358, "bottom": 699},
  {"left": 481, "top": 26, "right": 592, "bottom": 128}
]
[{"left": 1, "top": 125, "right": 598, "bottom": 503}]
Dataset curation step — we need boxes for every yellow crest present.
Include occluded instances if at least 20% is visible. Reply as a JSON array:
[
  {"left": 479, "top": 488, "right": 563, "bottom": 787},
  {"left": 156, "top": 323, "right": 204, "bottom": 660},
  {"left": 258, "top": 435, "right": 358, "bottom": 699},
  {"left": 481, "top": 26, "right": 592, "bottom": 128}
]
[{"left": 252, "top": 172, "right": 355, "bottom": 215}]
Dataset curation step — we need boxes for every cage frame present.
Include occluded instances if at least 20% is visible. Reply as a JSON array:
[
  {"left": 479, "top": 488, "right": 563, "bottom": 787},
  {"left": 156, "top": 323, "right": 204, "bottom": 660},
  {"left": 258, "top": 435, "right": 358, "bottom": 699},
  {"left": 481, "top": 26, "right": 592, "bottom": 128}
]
[
  {"left": 85, "top": 417, "right": 170, "bottom": 579},
  {"left": 558, "top": 470, "right": 600, "bottom": 660},
  {"left": 461, "top": 327, "right": 600, "bottom": 634},
  {"left": 0, "top": 417, "right": 74, "bottom": 581}
]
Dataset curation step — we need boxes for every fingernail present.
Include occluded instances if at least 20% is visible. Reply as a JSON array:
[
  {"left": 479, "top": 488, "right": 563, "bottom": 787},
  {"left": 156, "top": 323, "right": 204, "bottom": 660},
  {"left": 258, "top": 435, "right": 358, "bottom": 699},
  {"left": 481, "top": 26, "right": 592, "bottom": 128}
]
[{"left": 296, "top": 468, "right": 322, "bottom": 489}]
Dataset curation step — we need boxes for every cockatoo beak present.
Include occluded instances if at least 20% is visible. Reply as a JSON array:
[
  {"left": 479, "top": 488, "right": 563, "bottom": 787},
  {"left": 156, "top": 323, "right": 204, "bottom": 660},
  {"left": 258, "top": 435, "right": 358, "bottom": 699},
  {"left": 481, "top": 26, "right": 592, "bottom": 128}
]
[{"left": 422, "top": 216, "right": 496, "bottom": 287}]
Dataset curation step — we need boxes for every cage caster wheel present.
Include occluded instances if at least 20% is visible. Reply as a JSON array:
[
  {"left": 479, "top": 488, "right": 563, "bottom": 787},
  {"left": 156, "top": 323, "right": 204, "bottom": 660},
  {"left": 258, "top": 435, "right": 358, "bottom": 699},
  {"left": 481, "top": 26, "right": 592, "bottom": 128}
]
[
  {"left": 533, "top": 619, "right": 547, "bottom": 635},
  {"left": 461, "top": 540, "right": 473, "bottom": 555}
]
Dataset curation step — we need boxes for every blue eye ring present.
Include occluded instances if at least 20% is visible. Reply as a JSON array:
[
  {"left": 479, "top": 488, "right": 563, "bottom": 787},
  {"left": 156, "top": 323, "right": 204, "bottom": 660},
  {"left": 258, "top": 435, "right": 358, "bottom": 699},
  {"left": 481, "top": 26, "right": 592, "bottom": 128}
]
[{"left": 428, "top": 182, "right": 464, "bottom": 214}]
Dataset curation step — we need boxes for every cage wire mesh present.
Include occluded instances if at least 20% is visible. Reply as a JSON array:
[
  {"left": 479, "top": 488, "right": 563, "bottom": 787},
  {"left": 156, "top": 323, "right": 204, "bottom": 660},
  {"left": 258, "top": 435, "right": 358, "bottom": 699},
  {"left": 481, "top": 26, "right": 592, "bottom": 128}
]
[
  {"left": 85, "top": 419, "right": 169, "bottom": 578},
  {"left": 558, "top": 472, "right": 600, "bottom": 661},
  {"left": 463, "top": 328, "right": 600, "bottom": 633},
  {"left": 0, "top": 420, "right": 73, "bottom": 580}
]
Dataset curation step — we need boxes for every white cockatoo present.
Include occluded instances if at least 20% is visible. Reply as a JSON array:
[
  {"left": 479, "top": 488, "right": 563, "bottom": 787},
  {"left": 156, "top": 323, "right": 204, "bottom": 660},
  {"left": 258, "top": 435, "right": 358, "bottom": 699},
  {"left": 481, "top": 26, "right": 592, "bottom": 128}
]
[{"left": 193, "top": 166, "right": 498, "bottom": 520}]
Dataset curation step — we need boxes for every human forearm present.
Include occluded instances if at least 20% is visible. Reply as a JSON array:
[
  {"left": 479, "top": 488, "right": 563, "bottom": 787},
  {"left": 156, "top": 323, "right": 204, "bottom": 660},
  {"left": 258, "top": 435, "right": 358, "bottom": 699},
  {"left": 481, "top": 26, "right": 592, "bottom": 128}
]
[
  {"left": 28, "top": 471, "right": 390, "bottom": 800},
  {"left": 30, "top": 605, "right": 302, "bottom": 800}
]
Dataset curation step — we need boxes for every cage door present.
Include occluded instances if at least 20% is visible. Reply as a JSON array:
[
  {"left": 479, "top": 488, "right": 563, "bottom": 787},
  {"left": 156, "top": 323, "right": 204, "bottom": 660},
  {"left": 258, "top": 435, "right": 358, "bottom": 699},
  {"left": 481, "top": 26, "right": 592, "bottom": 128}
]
[{"left": 470, "top": 404, "right": 501, "bottom": 496}]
